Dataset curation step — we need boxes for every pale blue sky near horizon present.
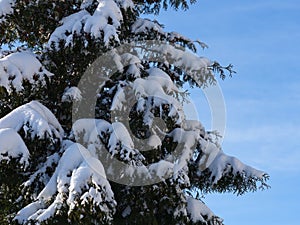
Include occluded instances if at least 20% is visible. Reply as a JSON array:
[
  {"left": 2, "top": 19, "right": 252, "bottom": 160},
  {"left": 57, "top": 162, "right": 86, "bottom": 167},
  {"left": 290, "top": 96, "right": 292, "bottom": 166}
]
[{"left": 150, "top": 0, "right": 300, "bottom": 224}]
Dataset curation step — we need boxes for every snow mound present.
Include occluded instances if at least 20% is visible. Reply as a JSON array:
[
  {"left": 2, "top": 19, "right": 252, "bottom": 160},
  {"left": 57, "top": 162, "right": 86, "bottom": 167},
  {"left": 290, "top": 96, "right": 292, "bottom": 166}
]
[
  {"left": 0, "top": 101, "right": 64, "bottom": 140},
  {"left": 0, "top": 52, "right": 53, "bottom": 92},
  {"left": 15, "top": 143, "right": 116, "bottom": 224},
  {"left": 0, "top": 128, "right": 29, "bottom": 166}
]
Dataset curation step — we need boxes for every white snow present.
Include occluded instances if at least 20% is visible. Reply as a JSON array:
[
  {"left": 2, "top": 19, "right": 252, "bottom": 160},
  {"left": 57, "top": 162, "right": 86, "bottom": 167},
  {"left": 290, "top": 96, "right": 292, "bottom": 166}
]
[
  {"left": 71, "top": 118, "right": 111, "bottom": 144},
  {"left": 62, "top": 86, "right": 82, "bottom": 102},
  {"left": 187, "top": 197, "right": 222, "bottom": 223},
  {"left": 80, "top": 0, "right": 134, "bottom": 12},
  {"left": 143, "top": 43, "right": 213, "bottom": 86},
  {"left": 198, "top": 138, "right": 221, "bottom": 171},
  {"left": 0, "top": 128, "right": 29, "bottom": 166},
  {"left": 149, "top": 160, "right": 173, "bottom": 180},
  {"left": 147, "top": 67, "right": 179, "bottom": 93},
  {"left": 80, "top": 0, "right": 95, "bottom": 9},
  {"left": 110, "top": 83, "right": 126, "bottom": 110},
  {"left": 48, "top": 10, "right": 89, "bottom": 48},
  {"left": 48, "top": 0, "right": 126, "bottom": 48},
  {"left": 23, "top": 152, "right": 61, "bottom": 189},
  {"left": 0, "top": 52, "right": 53, "bottom": 92},
  {"left": 169, "top": 128, "right": 200, "bottom": 174},
  {"left": 131, "top": 18, "right": 164, "bottom": 34},
  {"left": 121, "top": 53, "right": 141, "bottom": 68},
  {"left": 131, "top": 68, "right": 184, "bottom": 126},
  {"left": 14, "top": 201, "right": 45, "bottom": 224},
  {"left": 15, "top": 143, "right": 116, "bottom": 223},
  {"left": 0, "top": 101, "right": 64, "bottom": 140},
  {"left": 183, "top": 120, "right": 205, "bottom": 133},
  {"left": 0, "top": 0, "right": 15, "bottom": 23},
  {"left": 72, "top": 118, "right": 144, "bottom": 164},
  {"left": 121, "top": 53, "right": 143, "bottom": 78},
  {"left": 168, "top": 32, "right": 192, "bottom": 43},
  {"left": 110, "top": 122, "right": 134, "bottom": 153},
  {"left": 114, "top": 0, "right": 134, "bottom": 9},
  {"left": 206, "top": 150, "right": 265, "bottom": 183},
  {"left": 147, "top": 134, "right": 162, "bottom": 148},
  {"left": 126, "top": 63, "right": 142, "bottom": 78}
]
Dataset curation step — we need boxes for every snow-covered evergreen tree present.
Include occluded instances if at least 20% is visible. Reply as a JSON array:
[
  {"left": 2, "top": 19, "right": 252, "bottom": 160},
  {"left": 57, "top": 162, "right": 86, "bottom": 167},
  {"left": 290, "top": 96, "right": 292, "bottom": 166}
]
[{"left": 0, "top": 0, "right": 269, "bottom": 224}]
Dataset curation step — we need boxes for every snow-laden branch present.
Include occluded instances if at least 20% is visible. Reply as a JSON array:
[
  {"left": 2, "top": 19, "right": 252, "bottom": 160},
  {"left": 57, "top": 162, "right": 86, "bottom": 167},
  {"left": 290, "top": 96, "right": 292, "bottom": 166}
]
[
  {"left": 191, "top": 138, "right": 269, "bottom": 194},
  {"left": 48, "top": 0, "right": 134, "bottom": 49},
  {"left": 156, "top": 120, "right": 268, "bottom": 194},
  {"left": 123, "top": 67, "right": 184, "bottom": 125},
  {"left": 71, "top": 119, "right": 145, "bottom": 165},
  {"left": 187, "top": 197, "right": 223, "bottom": 225},
  {"left": 15, "top": 143, "right": 116, "bottom": 224},
  {"left": 0, "top": 52, "right": 53, "bottom": 92},
  {"left": 0, "top": 101, "right": 63, "bottom": 140},
  {"left": 131, "top": 18, "right": 199, "bottom": 50},
  {"left": 0, "top": 128, "right": 29, "bottom": 166},
  {"left": 131, "top": 18, "right": 165, "bottom": 34},
  {"left": 62, "top": 86, "right": 82, "bottom": 103}
]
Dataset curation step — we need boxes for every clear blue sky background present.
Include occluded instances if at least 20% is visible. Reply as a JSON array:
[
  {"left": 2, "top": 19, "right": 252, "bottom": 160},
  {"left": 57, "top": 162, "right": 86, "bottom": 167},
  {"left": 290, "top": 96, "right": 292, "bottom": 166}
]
[{"left": 151, "top": 0, "right": 300, "bottom": 224}]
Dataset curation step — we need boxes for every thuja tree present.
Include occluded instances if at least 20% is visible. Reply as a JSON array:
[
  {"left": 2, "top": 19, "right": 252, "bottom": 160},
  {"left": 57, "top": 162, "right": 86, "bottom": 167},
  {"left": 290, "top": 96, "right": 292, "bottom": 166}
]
[{"left": 0, "top": 0, "right": 269, "bottom": 224}]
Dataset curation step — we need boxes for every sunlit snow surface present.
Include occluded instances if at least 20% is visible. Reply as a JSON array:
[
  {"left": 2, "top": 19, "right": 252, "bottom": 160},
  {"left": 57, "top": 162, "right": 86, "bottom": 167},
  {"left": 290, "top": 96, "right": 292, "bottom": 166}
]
[
  {"left": 15, "top": 143, "right": 116, "bottom": 223},
  {"left": 0, "top": 101, "right": 63, "bottom": 140},
  {"left": 48, "top": 0, "right": 131, "bottom": 48},
  {"left": 0, "top": 52, "right": 53, "bottom": 92},
  {"left": 0, "top": 0, "right": 14, "bottom": 22},
  {"left": 0, "top": 128, "right": 29, "bottom": 166},
  {"left": 62, "top": 86, "right": 82, "bottom": 102}
]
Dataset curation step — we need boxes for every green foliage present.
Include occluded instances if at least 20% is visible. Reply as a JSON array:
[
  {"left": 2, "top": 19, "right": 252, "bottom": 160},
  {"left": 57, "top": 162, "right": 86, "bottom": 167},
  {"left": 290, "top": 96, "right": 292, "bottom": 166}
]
[
  {"left": 112, "top": 181, "right": 189, "bottom": 225},
  {"left": 189, "top": 165, "right": 270, "bottom": 196},
  {"left": 0, "top": 158, "right": 27, "bottom": 224},
  {"left": 1, "top": 0, "right": 82, "bottom": 48},
  {"left": 133, "top": 0, "right": 197, "bottom": 14},
  {"left": 0, "top": 125, "right": 61, "bottom": 224}
]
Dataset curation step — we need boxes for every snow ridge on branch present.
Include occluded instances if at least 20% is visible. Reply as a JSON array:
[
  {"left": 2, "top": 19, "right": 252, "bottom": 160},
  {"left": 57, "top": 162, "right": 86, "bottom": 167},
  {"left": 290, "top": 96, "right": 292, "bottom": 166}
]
[
  {"left": 0, "top": 101, "right": 63, "bottom": 140},
  {"left": 0, "top": 52, "right": 53, "bottom": 92},
  {"left": 15, "top": 143, "right": 116, "bottom": 224}
]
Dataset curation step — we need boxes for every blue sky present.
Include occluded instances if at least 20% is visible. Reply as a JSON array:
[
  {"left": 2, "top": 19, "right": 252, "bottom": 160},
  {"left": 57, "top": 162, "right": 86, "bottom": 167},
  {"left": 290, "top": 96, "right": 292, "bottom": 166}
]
[{"left": 151, "top": 0, "right": 300, "bottom": 224}]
